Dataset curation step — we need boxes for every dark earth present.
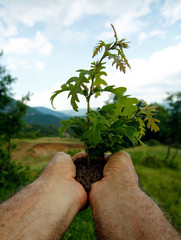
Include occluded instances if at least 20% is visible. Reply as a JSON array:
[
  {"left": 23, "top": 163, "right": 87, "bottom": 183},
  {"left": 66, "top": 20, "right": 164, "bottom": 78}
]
[{"left": 74, "top": 156, "right": 107, "bottom": 192}]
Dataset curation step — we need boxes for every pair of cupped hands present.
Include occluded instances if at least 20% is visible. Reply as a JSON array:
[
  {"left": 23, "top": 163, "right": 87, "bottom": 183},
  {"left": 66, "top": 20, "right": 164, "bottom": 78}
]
[{"left": 40, "top": 151, "right": 138, "bottom": 211}]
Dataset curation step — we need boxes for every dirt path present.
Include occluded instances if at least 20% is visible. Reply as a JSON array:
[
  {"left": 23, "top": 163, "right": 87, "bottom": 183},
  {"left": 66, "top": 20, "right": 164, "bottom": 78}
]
[{"left": 13, "top": 141, "right": 84, "bottom": 161}]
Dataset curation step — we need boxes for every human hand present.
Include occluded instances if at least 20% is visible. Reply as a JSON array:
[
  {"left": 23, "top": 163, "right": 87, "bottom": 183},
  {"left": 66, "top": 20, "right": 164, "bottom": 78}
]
[
  {"left": 0, "top": 152, "right": 88, "bottom": 240},
  {"left": 89, "top": 151, "right": 139, "bottom": 206},
  {"left": 40, "top": 152, "right": 87, "bottom": 211},
  {"left": 89, "top": 151, "right": 140, "bottom": 239}
]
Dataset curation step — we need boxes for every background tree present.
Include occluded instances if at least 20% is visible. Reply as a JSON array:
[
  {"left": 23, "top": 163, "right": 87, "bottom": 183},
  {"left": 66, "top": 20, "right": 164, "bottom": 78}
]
[
  {"left": 164, "top": 92, "right": 181, "bottom": 160},
  {"left": 0, "top": 52, "right": 30, "bottom": 154},
  {"left": 0, "top": 52, "right": 30, "bottom": 195}
]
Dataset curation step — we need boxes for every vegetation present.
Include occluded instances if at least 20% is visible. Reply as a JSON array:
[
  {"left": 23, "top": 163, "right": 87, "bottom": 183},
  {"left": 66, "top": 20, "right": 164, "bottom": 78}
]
[
  {"left": 0, "top": 52, "right": 31, "bottom": 196},
  {"left": 51, "top": 25, "right": 159, "bottom": 164},
  {"left": 1, "top": 140, "right": 180, "bottom": 237}
]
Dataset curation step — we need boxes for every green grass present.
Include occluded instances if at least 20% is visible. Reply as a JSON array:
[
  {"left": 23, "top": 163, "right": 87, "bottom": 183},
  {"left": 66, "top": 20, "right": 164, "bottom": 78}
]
[
  {"left": 1, "top": 141, "right": 181, "bottom": 237},
  {"left": 13, "top": 137, "right": 81, "bottom": 144}
]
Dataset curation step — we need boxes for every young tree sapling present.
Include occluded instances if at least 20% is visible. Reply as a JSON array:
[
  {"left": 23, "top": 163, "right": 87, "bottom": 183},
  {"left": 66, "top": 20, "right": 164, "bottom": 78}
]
[{"left": 51, "top": 24, "right": 159, "bottom": 192}]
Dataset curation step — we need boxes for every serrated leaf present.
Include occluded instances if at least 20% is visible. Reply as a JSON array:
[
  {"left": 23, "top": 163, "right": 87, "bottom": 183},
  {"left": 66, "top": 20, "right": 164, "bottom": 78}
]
[
  {"left": 111, "top": 24, "right": 118, "bottom": 41},
  {"left": 124, "top": 126, "right": 138, "bottom": 146},
  {"left": 144, "top": 114, "right": 160, "bottom": 132},
  {"left": 82, "top": 123, "right": 107, "bottom": 147},
  {"left": 136, "top": 118, "right": 146, "bottom": 139},
  {"left": 88, "top": 111, "right": 110, "bottom": 126},
  {"left": 94, "top": 85, "right": 127, "bottom": 97},
  {"left": 112, "top": 56, "right": 126, "bottom": 72},
  {"left": 116, "top": 95, "right": 139, "bottom": 118},
  {"left": 93, "top": 74, "right": 107, "bottom": 88},
  {"left": 67, "top": 73, "right": 90, "bottom": 111},
  {"left": 140, "top": 102, "right": 160, "bottom": 132},
  {"left": 82, "top": 111, "right": 109, "bottom": 147},
  {"left": 111, "top": 87, "right": 127, "bottom": 96},
  {"left": 59, "top": 117, "right": 87, "bottom": 138},
  {"left": 50, "top": 83, "right": 74, "bottom": 109},
  {"left": 92, "top": 40, "right": 106, "bottom": 58},
  {"left": 111, "top": 118, "right": 125, "bottom": 129}
]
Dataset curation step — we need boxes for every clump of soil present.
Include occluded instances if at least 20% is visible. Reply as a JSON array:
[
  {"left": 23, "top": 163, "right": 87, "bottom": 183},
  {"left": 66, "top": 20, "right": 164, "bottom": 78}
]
[{"left": 74, "top": 156, "right": 106, "bottom": 192}]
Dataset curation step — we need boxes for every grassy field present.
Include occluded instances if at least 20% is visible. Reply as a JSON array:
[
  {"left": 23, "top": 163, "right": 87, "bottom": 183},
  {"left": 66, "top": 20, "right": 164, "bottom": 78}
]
[{"left": 1, "top": 138, "right": 181, "bottom": 238}]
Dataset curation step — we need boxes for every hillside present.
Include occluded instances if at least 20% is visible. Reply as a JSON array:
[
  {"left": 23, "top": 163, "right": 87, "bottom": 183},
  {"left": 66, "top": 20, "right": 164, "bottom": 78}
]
[
  {"left": 34, "top": 107, "right": 69, "bottom": 119},
  {"left": 24, "top": 106, "right": 70, "bottom": 126}
]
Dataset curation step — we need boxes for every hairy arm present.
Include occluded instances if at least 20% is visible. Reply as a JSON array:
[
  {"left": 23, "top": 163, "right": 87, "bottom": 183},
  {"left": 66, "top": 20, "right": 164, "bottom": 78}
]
[
  {"left": 0, "top": 152, "right": 87, "bottom": 240},
  {"left": 89, "top": 152, "right": 181, "bottom": 240}
]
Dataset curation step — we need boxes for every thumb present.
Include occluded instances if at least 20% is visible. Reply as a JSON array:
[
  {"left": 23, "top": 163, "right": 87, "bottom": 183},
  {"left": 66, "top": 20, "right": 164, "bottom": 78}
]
[{"left": 103, "top": 151, "right": 139, "bottom": 184}]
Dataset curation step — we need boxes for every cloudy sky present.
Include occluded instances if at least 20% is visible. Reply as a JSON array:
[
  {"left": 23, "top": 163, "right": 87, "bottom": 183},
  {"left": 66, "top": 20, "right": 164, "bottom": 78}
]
[{"left": 0, "top": 0, "right": 181, "bottom": 111}]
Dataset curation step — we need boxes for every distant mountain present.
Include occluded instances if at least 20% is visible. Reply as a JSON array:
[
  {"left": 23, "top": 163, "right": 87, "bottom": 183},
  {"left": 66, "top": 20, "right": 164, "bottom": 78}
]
[
  {"left": 63, "top": 108, "right": 87, "bottom": 116},
  {"left": 5, "top": 98, "right": 89, "bottom": 126},
  {"left": 24, "top": 106, "right": 70, "bottom": 126},
  {"left": 34, "top": 107, "right": 69, "bottom": 119}
]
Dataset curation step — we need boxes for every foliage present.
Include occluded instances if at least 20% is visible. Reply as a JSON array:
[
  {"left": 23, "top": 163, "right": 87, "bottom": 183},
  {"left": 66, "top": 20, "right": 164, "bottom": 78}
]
[
  {"left": 22, "top": 124, "right": 59, "bottom": 138},
  {"left": 0, "top": 149, "right": 28, "bottom": 188},
  {"left": 67, "top": 149, "right": 81, "bottom": 157},
  {"left": 0, "top": 52, "right": 31, "bottom": 200},
  {"left": 0, "top": 149, "right": 31, "bottom": 201},
  {"left": 0, "top": 52, "right": 15, "bottom": 109},
  {"left": 145, "top": 139, "right": 161, "bottom": 146},
  {"left": 51, "top": 25, "right": 159, "bottom": 162},
  {"left": 1, "top": 141, "right": 181, "bottom": 234},
  {"left": 165, "top": 92, "right": 181, "bottom": 146},
  {"left": 0, "top": 52, "right": 30, "bottom": 153}
]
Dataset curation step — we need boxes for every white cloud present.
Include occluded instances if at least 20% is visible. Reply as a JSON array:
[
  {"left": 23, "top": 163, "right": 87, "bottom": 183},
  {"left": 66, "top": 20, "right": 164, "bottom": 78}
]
[
  {"left": 105, "top": 42, "right": 181, "bottom": 103},
  {"left": 3, "top": 31, "right": 53, "bottom": 55},
  {"left": 35, "top": 61, "right": 44, "bottom": 70},
  {"left": 138, "top": 29, "right": 166, "bottom": 43},
  {"left": 35, "top": 32, "right": 53, "bottom": 54},
  {"left": 174, "top": 35, "right": 181, "bottom": 40},
  {"left": 7, "top": 58, "right": 32, "bottom": 70},
  {"left": 0, "top": 22, "right": 18, "bottom": 37},
  {"left": 28, "top": 83, "right": 73, "bottom": 110},
  {"left": 0, "top": 0, "right": 155, "bottom": 37},
  {"left": 161, "top": 0, "right": 181, "bottom": 24},
  {"left": 7, "top": 58, "right": 45, "bottom": 71},
  {"left": 60, "top": 29, "right": 89, "bottom": 43}
]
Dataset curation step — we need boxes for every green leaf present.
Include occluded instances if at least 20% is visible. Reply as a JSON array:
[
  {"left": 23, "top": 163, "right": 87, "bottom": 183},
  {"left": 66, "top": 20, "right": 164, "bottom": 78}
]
[
  {"left": 88, "top": 111, "right": 110, "bottom": 126},
  {"left": 136, "top": 118, "right": 146, "bottom": 139},
  {"left": 50, "top": 83, "right": 74, "bottom": 109},
  {"left": 124, "top": 126, "right": 138, "bottom": 147},
  {"left": 92, "top": 40, "right": 106, "bottom": 58},
  {"left": 82, "top": 111, "right": 109, "bottom": 147},
  {"left": 94, "top": 85, "right": 127, "bottom": 97},
  {"left": 111, "top": 24, "right": 118, "bottom": 41},
  {"left": 116, "top": 95, "right": 139, "bottom": 118},
  {"left": 139, "top": 102, "right": 160, "bottom": 132},
  {"left": 59, "top": 117, "right": 87, "bottom": 138},
  {"left": 93, "top": 74, "right": 107, "bottom": 88},
  {"left": 99, "top": 103, "right": 118, "bottom": 123},
  {"left": 111, "top": 118, "right": 126, "bottom": 129},
  {"left": 144, "top": 114, "right": 160, "bottom": 132},
  {"left": 67, "top": 73, "right": 89, "bottom": 111}
]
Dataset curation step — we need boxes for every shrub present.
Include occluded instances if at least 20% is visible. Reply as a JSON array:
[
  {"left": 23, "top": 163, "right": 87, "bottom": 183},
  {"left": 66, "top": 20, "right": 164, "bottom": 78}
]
[
  {"left": 146, "top": 139, "right": 160, "bottom": 146},
  {"left": 0, "top": 149, "right": 31, "bottom": 200}
]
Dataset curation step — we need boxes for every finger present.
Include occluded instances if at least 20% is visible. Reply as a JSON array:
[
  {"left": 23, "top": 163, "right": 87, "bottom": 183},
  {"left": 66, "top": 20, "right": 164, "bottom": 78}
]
[
  {"left": 72, "top": 152, "right": 87, "bottom": 162},
  {"left": 41, "top": 152, "right": 76, "bottom": 179},
  {"left": 103, "top": 151, "right": 138, "bottom": 183}
]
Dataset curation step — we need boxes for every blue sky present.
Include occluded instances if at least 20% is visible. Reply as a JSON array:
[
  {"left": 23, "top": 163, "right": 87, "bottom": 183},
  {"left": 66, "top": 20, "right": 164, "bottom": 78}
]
[{"left": 0, "top": 0, "right": 181, "bottom": 111}]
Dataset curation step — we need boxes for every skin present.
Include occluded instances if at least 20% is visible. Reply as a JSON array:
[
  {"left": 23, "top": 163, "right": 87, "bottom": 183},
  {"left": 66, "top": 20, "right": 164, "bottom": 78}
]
[
  {"left": 89, "top": 151, "right": 181, "bottom": 240},
  {"left": 0, "top": 152, "right": 87, "bottom": 240},
  {"left": 0, "top": 151, "right": 180, "bottom": 240}
]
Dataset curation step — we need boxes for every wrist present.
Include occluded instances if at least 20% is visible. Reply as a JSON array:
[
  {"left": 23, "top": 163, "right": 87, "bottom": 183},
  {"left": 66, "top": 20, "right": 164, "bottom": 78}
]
[{"left": 37, "top": 175, "right": 82, "bottom": 213}]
